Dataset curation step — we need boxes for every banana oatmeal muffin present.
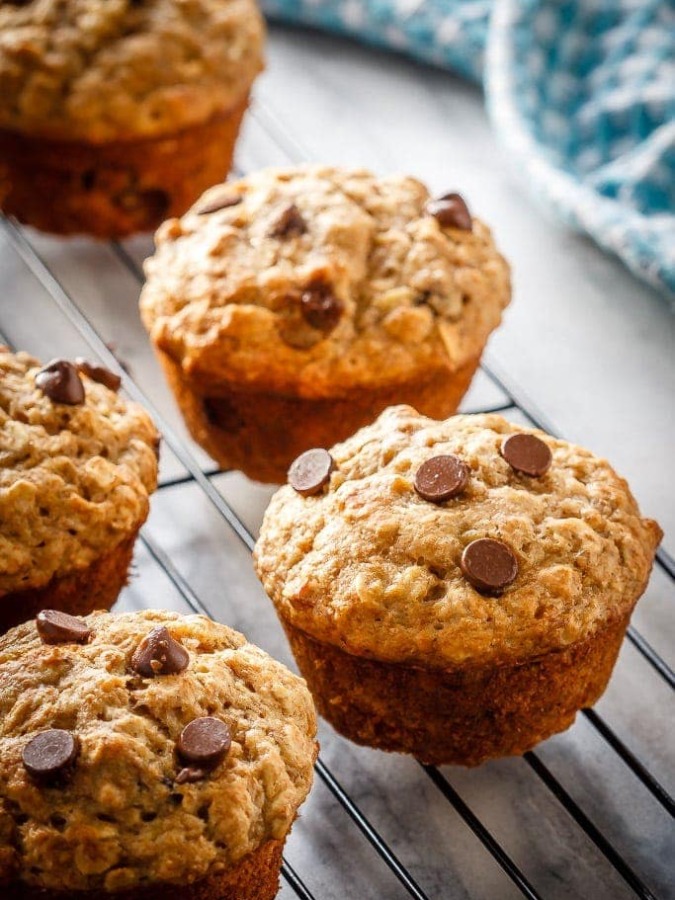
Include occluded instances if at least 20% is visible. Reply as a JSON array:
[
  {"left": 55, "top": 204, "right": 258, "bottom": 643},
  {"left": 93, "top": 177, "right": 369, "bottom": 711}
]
[
  {"left": 254, "top": 405, "right": 662, "bottom": 765},
  {"left": 140, "top": 165, "right": 511, "bottom": 483},
  {"left": 0, "top": 0, "right": 264, "bottom": 237},
  {"left": 0, "top": 608, "right": 318, "bottom": 898},
  {"left": 0, "top": 349, "right": 158, "bottom": 633}
]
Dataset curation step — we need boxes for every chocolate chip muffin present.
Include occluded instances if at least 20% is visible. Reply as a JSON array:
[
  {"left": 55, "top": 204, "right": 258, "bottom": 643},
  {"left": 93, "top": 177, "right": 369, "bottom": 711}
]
[
  {"left": 0, "top": 0, "right": 264, "bottom": 237},
  {"left": 140, "top": 165, "right": 511, "bottom": 483},
  {"left": 0, "top": 608, "right": 318, "bottom": 899},
  {"left": 254, "top": 406, "right": 662, "bottom": 765},
  {"left": 0, "top": 349, "right": 158, "bottom": 633}
]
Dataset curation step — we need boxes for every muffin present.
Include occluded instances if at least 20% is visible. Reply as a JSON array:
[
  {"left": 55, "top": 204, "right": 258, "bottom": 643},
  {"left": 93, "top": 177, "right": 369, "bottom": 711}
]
[
  {"left": 140, "top": 165, "right": 511, "bottom": 483},
  {"left": 0, "top": 608, "right": 318, "bottom": 898},
  {"left": 254, "top": 405, "right": 662, "bottom": 766},
  {"left": 0, "top": 0, "right": 264, "bottom": 237},
  {"left": 0, "top": 349, "right": 158, "bottom": 633}
]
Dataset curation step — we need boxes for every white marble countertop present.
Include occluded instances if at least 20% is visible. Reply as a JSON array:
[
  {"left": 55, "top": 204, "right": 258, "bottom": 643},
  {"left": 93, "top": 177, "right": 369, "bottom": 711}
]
[{"left": 1, "top": 25, "right": 673, "bottom": 900}]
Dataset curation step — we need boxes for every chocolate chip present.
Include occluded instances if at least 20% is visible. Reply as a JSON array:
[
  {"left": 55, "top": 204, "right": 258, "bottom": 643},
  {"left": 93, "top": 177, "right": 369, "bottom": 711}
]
[
  {"left": 414, "top": 455, "right": 469, "bottom": 503},
  {"left": 426, "top": 192, "right": 473, "bottom": 231},
  {"left": 197, "top": 192, "right": 242, "bottom": 215},
  {"left": 75, "top": 358, "right": 121, "bottom": 392},
  {"left": 501, "top": 433, "right": 552, "bottom": 477},
  {"left": 36, "top": 610, "right": 92, "bottom": 645},
  {"left": 131, "top": 626, "right": 189, "bottom": 677},
  {"left": 35, "top": 360, "right": 85, "bottom": 405},
  {"left": 288, "top": 448, "right": 335, "bottom": 496},
  {"left": 270, "top": 204, "right": 307, "bottom": 238},
  {"left": 177, "top": 718, "right": 231, "bottom": 769},
  {"left": 22, "top": 730, "right": 79, "bottom": 780},
  {"left": 300, "top": 281, "right": 343, "bottom": 334},
  {"left": 460, "top": 539, "right": 518, "bottom": 595}
]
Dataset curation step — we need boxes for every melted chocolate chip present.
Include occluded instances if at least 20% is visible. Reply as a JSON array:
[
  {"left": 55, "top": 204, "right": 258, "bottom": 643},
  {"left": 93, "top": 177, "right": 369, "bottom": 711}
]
[
  {"left": 75, "top": 358, "right": 122, "bottom": 392},
  {"left": 426, "top": 193, "right": 473, "bottom": 231},
  {"left": 501, "top": 433, "right": 552, "bottom": 477},
  {"left": 414, "top": 455, "right": 469, "bottom": 503},
  {"left": 36, "top": 610, "right": 91, "bottom": 645},
  {"left": 460, "top": 539, "right": 518, "bottom": 595},
  {"left": 177, "top": 718, "right": 231, "bottom": 769},
  {"left": 270, "top": 203, "right": 307, "bottom": 238},
  {"left": 197, "top": 192, "right": 242, "bottom": 215},
  {"left": 300, "top": 281, "right": 343, "bottom": 334},
  {"left": 131, "top": 626, "right": 189, "bottom": 677},
  {"left": 22, "top": 730, "right": 79, "bottom": 780},
  {"left": 35, "top": 359, "right": 85, "bottom": 405},
  {"left": 288, "top": 448, "right": 335, "bottom": 496}
]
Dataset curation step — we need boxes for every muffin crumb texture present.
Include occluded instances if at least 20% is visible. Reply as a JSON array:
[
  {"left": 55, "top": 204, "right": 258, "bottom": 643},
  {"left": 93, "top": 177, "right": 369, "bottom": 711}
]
[
  {"left": 0, "top": 349, "right": 158, "bottom": 596},
  {"left": 0, "top": 610, "right": 317, "bottom": 891},
  {"left": 255, "top": 406, "right": 662, "bottom": 667},
  {"left": 0, "top": 0, "right": 264, "bottom": 142},
  {"left": 141, "top": 165, "right": 511, "bottom": 396}
]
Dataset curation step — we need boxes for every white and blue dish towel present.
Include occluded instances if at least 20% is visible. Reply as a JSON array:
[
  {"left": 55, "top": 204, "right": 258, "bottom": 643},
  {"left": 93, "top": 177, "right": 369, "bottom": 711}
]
[{"left": 261, "top": 0, "right": 675, "bottom": 299}]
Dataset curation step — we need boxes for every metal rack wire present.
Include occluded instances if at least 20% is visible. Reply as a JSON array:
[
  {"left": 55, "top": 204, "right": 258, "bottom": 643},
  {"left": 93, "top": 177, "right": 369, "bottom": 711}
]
[{"left": 0, "top": 112, "right": 673, "bottom": 898}]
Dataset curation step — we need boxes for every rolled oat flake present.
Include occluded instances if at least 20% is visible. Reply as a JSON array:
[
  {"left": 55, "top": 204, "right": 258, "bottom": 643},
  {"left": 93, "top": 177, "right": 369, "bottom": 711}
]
[{"left": 197, "top": 192, "right": 242, "bottom": 215}]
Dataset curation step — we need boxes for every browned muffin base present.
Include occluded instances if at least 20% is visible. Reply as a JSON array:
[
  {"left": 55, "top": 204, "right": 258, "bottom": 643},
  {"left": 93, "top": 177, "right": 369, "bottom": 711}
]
[
  {"left": 0, "top": 96, "right": 248, "bottom": 238},
  {"left": 156, "top": 348, "right": 481, "bottom": 483},
  {"left": 0, "top": 531, "right": 139, "bottom": 635},
  {"left": 281, "top": 613, "right": 631, "bottom": 766},
  {"left": 6, "top": 838, "right": 283, "bottom": 899}
]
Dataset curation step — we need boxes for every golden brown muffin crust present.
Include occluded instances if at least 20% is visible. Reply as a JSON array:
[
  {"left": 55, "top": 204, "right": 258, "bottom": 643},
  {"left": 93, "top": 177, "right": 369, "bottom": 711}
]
[
  {"left": 254, "top": 406, "right": 662, "bottom": 668},
  {"left": 0, "top": 0, "right": 264, "bottom": 142},
  {"left": 0, "top": 609, "right": 317, "bottom": 892},
  {"left": 140, "top": 165, "right": 511, "bottom": 397},
  {"left": 0, "top": 350, "right": 158, "bottom": 596}
]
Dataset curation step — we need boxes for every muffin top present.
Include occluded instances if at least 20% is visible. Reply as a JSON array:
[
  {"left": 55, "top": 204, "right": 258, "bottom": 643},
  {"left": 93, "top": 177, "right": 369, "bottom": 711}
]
[
  {"left": 140, "top": 166, "right": 511, "bottom": 397},
  {"left": 0, "top": 0, "right": 264, "bottom": 142},
  {"left": 255, "top": 406, "right": 662, "bottom": 668},
  {"left": 0, "top": 609, "right": 317, "bottom": 891},
  {"left": 0, "top": 349, "right": 158, "bottom": 596}
]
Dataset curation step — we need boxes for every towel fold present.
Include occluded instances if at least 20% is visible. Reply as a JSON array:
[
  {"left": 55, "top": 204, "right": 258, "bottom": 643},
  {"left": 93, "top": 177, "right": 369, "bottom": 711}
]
[{"left": 261, "top": 0, "right": 675, "bottom": 298}]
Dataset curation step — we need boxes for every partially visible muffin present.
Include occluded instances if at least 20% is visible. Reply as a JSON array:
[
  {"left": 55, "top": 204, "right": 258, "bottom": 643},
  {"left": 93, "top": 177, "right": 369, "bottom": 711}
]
[
  {"left": 140, "top": 165, "right": 511, "bottom": 483},
  {"left": 0, "top": 0, "right": 265, "bottom": 236},
  {"left": 254, "top": 406, "right": 662, "bottom": 765},
  {"left": 0, "top": 349, "right": 158, "bottom": 632},
  {"left": 0, "top": 608, "right": 318, "bottom": 899}
]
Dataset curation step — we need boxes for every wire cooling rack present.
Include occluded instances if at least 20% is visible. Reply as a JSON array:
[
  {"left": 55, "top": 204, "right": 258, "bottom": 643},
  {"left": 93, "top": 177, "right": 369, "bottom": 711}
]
[{"left": 1, "top": 107, "right": 673, "bottom": 900}]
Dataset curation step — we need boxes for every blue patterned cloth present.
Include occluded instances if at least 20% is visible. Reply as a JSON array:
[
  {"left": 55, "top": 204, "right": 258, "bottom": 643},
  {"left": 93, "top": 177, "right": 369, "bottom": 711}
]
[{"left": 261, "top": 0, "right": 675, "bottom": 298}]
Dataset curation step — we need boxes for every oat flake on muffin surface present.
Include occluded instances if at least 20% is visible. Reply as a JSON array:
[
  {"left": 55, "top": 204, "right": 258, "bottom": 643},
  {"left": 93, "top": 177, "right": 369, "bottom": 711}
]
[
  {"left": 140, "top": 165, "right": 511, "bottom": 396},
  {"left": 0, "top": 349, "right": 158, "bottom": 596},
  {"left": 0, "top": 609, "right": 317, "bottom": 892},
  {"left": 0, "top": 0, "right": 265, "bottom": 142},
  {"left": 254, "top": 405, "right": 662, "bottom": 668}
]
